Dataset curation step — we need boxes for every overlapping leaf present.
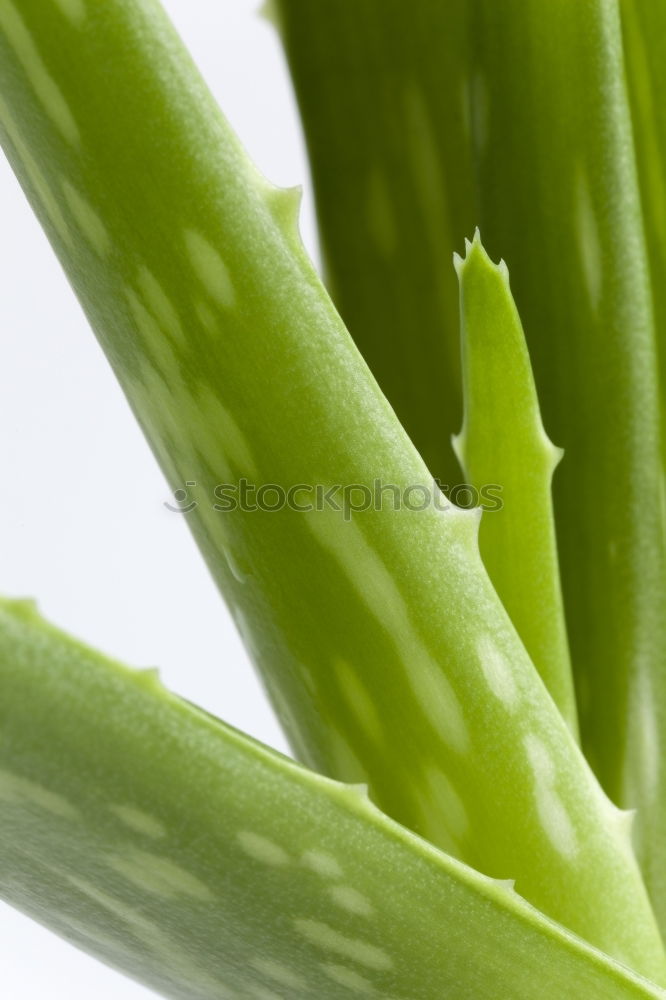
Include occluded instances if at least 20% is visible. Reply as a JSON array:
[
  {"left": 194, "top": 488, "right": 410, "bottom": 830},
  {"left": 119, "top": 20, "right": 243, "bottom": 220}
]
[{"left": 1, "top": 599, "right": 665, "bottom": 1000}]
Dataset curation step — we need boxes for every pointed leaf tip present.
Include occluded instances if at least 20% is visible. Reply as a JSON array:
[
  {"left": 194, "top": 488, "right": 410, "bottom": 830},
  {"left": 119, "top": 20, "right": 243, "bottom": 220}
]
[
  {"left": 615, "top": 806, "right": 637, "bottom": 845},
  {"left": 455, "top": 236, "right": 577, "bottom": 733},
  {"left": 548, "top": 441, "right": 565, "bottom": 471},
  {"left": 457, "top": 231, "right": 502, "bottom": 283},
  {"left": 266, "top": 184, "right": 303, "bottom": 244},
  {"left": 258, "top": 0, "right": 283, "bottom": 31},
  {"left": 451, "top": 430, "right": 465, "bottom": 468},
  {"left": 135, "top": 666, "right": 165, "bottom": 694},
  {"left": 0, "top": 597, "right": 40, "bottom": 622}
]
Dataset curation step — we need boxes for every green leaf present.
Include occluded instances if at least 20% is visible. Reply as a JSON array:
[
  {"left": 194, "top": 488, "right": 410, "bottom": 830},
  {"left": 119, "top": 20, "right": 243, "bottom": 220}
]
[
  {"left": 467, "top": 0, "right": 666, "bottom": 816},
  {"left": 274, "top": 0, "right": 477, "bottom": 485},
  {"left": 276, "top": 0, "right": 666, "bottom": 841},
  {"left": 453, "top": 233, "right": 577, "bottom": 734},
  {"left": 619, "top": 0, "right": 666, "bottom": 932},
  {"left": 621, "top": 0, "right": 666, "bottom": 439},
  {"left": 1, "top": 0, "right": 665, "bottom": 976},
  {"left": 0, "top": 597, "right": 665, "bottom": 1000}
]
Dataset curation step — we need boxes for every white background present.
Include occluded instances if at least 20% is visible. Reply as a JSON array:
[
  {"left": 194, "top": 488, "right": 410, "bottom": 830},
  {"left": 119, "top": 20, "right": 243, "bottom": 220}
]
[{"left": 0, "top": 1, "right": 317, "bottom": 994}]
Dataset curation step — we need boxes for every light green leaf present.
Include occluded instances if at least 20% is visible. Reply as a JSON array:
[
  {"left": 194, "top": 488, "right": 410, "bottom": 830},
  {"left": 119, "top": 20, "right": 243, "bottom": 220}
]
[
  {"left": 0, "top": 597, "right": 665, "bottom": 1000},
  {"left": 1, "top": 0, "right": 664, "bottom": 976},
  {"left": 276, "top": 0, "right": 666, "bottom": 842},
  {"left": 621, "top": 0, "right": 666, "bottom": 435},
  {"left": 453, "top": 232, "right": 576, "bottom": 733},
  {"left": 619, "top": 0, "right": 666, "bottom": 931},
  {"left": 275, "top": 0, "right": 477, "bottom": 485},
  {"left": 468, "top": 0, "right": 666, "bottom": 819}
]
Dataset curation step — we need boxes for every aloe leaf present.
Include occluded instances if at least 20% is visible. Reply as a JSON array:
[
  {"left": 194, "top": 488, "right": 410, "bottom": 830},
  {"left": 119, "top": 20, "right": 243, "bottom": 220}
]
[
  {"left": 616, "top": 0, "right": 666, "bottom": 930},
  {"left": 0, "top": 597, "right": 665, "bottom": 1000},
  {"left": 275, "top": 0, "right": 666, "bottom": 823},
  {"left": 453, "top": 233, "right": 577, "bottom": 734},
  {"left": 1, "top": 0, "right": 665, "bottom": 976},
  {"left": 467, "top": 0, "right": 666, "bottom": 821},
  {"left": 621, "top": 0, "right": 666, "bottom": 433},
  {"left": 273, "top": 0, "right": 477, "bottom": 485}
]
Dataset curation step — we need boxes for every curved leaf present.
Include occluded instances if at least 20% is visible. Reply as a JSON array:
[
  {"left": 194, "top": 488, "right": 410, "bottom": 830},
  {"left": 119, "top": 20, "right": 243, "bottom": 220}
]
[
  {"left": 454, "top": 233, "right": 576, "bottom": 732},
  {"left": 0, "top": 598, "right": 665, "bottom": 1000},
  {"left": 0, "top": 0, "right": 663, "bottom": 975}
]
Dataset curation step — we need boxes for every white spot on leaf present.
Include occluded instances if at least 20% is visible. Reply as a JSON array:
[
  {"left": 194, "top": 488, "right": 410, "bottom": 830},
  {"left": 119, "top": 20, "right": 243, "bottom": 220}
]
[
  {"left": 109, "top": 804, "right": 166, "bottom": 839},
  {"left": 307, "top": 508, "right": 468, "bottom": 754},
  {"left": 408, "top": 650, "right": 470, "bottom": 754},
  {"left": 523, "top": 733, "right": 577, "bottom": 858},
  {"left": 335, "top": 659, "right": 384, "bottom": 745},
  {"left": 136, "top": 265, "right": 186, "bottom": 345},
  {"left": 0, "top": 96, "right": 71, "bottom": 246},
  {"left": 250, "top": 957, "right": 306, "bottom": 990},
  {"left": 301, "top": 849, "right": 344, "bottom": 879},
  {"left": 52, "top": 0, "right": 86, "bottom": 26},
  {"left": 523, "top": 733, "right": 557, "bottom": 785},
  {"left": 322, "top": 962, "right": 375, "bottom": 994},
  {"left": 476, "top": 634, "right": 519, "bottom": 708},
  {"left": 0, "top": 770, "right": 79, "bottom": 820},
  {"left": 294, "top": 919, "right": 393, "bottom": 970},
  {"left": 238, "top": 831, "right": 290, "bottom": 866},
  {"left": 190, "top": 383, "right": 258, "bottom": 478},
  {"left": 535, "top": 787, "right": 578, "bottom": 859},
  {"left": 195, "top": 299, "right": 217, "bottom": 333},
  {"left": 62, "top": 180, "right": 110, "bottom": 255},
  {"left": 0, "top": 1, "right": 79, "bottom": 143},
  {"left": 66, "top": 876, "right": 223, "bottom": 990},
  {"left": 185, "top": 229, "right": 235, "bottom": 308},
  {"left": 328, "top": 885, "right": 374, "bottom": 917},
  {"left": 107, "top": 848, "right": 214, "bottom": 901}
]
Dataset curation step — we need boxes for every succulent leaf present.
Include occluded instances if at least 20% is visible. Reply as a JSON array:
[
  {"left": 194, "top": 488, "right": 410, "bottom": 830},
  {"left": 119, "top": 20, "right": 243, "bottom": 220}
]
[
  {"left": 1, "top": 0, "right": 665, "bottom": 980},
  {"left": 0, "top": 598, "right": 665, "bottom": 1000},
  {"left": 454, "top": 232, "right": 576, "bottom": 733}
]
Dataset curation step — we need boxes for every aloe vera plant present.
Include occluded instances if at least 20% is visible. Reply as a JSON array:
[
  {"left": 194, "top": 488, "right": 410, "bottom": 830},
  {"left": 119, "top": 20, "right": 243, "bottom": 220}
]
[{"left": 3, "top": 0, "right": 666, "bottom": 997}]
